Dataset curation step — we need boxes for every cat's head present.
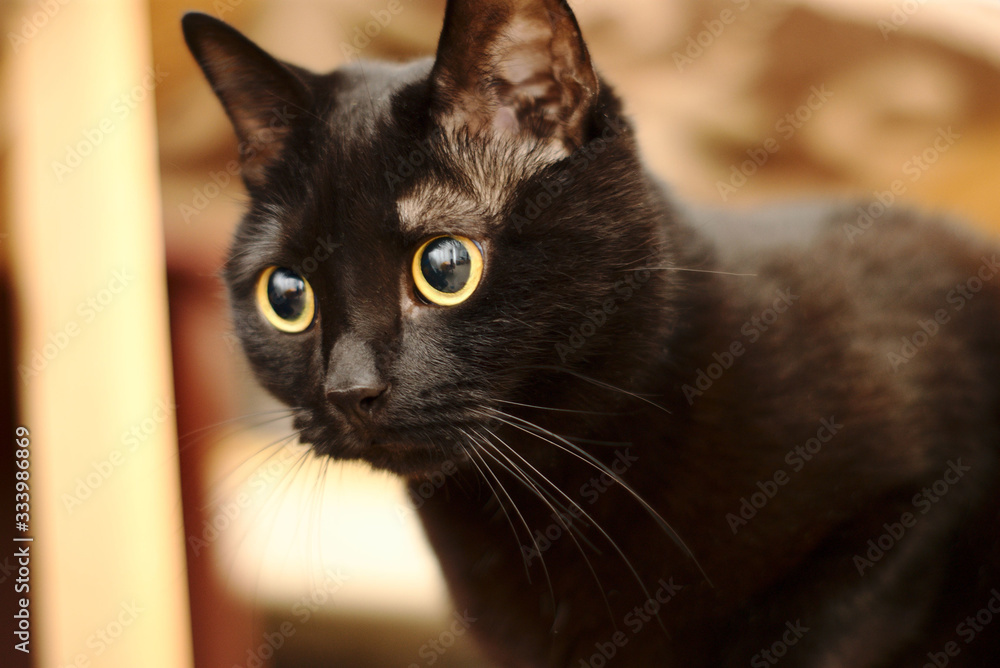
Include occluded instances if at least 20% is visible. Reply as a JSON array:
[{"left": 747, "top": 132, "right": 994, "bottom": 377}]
[{"left": 183, "top": 0, "right": 683, "bottom": 475}]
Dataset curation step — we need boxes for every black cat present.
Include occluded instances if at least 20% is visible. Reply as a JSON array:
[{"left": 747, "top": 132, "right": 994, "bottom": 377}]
[{"left": 183, "top": 1, "right": 1000, "bottom": 665}]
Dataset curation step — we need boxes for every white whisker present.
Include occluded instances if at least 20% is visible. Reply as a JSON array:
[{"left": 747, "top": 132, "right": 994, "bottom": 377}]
[
  {"left": 479, "top": 408, "right": 712, "bottom": 588},
  {"left": 460, "top": 429, "right": 555, "bottom": 601},
  {"left": 472, "top": 429, "right": 619, "bottom": 630}
]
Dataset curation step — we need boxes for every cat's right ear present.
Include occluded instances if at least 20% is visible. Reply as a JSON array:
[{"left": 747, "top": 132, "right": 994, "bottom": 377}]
[
  {"left": 431, "top": 0, "right": 599, "bottom": 154},
  {"left": 181, "top": 12, "right": 308, "bottom": 188}
]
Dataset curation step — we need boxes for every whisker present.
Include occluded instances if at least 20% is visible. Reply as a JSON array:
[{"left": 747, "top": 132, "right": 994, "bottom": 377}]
[
  {"left": 452, "top": 436, "right": 501, "bottom": 524},
  {"left": 501, "top": 418, "right": 631, "bottom": 448},
  {"left": 308, "top": 454, "right": 331, "bottom": 591},
  {"left": 465, "top": 433, "right": 558, "bottom": 610},
  {"left": 202, "top": 431, "right": 303, "bottom": 509},
  {"left": 647, "top": 266, "right": 757, "bottom": 277},
  {"left": 209, "top": 436, "right": 310, "bottom": 605},
  {"left": 495, "top": 398, "right": 621, "bottom": 416},
  {"left": 563, "top": 436, "right": 633, "bottom": 447},
  {"left": 476, "top": 427, "right": 595, "bottom": 549},
  {"left": 469, "top": 430, "right": 589, "bottom": 548},
  {"left": 480, "top": 408, "right": 712, "bottom": 588},
  {"left": 511, "top": 365, "right": 672, "bottom": 414},
  {"left": 265, "top": 446, "right": 318, "bottom": 600},
  {"left": 460, "top": 430, "right": 555, "bottom": 602},
  {"left": 178, "top": 408, "right": 302, "bottom": 468},
  {"left": 475, "top": 428, "right": 624, "bottom": 631},
  {"left": 177, "top": 407, "right": 297, "bottom": 446}
]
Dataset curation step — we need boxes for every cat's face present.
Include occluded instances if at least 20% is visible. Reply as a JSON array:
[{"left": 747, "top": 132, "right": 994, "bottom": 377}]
[{"left": 183, "top": 1, "right": 677, "bottom": 475}]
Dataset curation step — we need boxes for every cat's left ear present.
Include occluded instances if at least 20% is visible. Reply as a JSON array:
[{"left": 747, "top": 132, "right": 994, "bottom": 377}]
[
  {"left": 182, "top": 12, "right": 309, "bottom": 189},
  {"left": 431, "top": 0, "right": 599, "bottom": 153}
]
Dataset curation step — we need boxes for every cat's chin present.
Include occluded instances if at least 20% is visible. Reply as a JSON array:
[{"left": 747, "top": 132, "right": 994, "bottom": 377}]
[
  {"left": 354, "top": 441, "right": 467, "bottom": 477},
  {"left": 320, "top": 442, "right": 467, "bottom": 477},
  {"left": 298, "top": 426, "right": 468, "bottom": 476}
]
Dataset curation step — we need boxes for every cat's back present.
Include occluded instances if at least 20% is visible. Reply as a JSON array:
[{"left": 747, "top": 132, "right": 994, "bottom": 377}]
[
  {"left": 672, "top": 202, "right": 1000, "bottom": 667},
  {"left": 681, "top": 200, "right": 1000, "bottom": 550},
  {"left": 684, "top": 200, "right": 1000, "bottom": 362},
  {"left": 676, "top": 200, "right": 1000, "bottom": 515}
]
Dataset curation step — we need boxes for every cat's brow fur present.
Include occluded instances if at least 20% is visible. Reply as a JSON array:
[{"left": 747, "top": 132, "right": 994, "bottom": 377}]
[{"left": 396, "top": 132, "right": 569, "bottom": 235}]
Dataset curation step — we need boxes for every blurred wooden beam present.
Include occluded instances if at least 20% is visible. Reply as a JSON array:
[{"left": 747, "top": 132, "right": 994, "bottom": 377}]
[{"left": 7, "top": 1, "right": 193, "bottom": 666}]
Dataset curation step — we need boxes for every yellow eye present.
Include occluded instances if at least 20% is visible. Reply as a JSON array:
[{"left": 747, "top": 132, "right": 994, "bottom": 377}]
[
  {"left": 412, "top": 235, "right": 483, "bottom": 306},
  {"left": 255, "top": 266, "right": 315, "bottom": 333}
]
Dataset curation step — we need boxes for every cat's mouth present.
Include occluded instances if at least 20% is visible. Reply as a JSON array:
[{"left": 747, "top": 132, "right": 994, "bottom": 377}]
[{"left": 294, "top": 413, "right": 471, "bottom": 475}]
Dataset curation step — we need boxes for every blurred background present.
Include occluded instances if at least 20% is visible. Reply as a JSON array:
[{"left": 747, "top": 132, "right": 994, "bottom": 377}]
[{"left": 2, "top": 0, "right": 1000, "bottom": 666}]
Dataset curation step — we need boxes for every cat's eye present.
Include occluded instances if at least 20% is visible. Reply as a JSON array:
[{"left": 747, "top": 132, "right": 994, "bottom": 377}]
[
  {"left": 255, "top": 266, "right": 315, "bottom": 333},
  {"left": 412, "top": 235, "right": 484, "bottom": 306}
]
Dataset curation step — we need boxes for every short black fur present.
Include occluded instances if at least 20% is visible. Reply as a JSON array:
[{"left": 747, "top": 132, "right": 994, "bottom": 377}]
[{"left": 183, "top": 4, "right": 1000, "bottom": 666}]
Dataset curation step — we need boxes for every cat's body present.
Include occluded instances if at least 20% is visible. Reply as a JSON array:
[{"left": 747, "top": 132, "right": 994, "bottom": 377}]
[
  {"left": 183, "top": 2, "right": 1000, "bottom": 666},
  {"left": 418, "top": 199, "right": 1000, "bottom": 666}
]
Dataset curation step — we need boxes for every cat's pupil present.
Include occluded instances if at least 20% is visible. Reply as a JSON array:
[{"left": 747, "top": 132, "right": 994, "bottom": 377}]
[
  {"left": 420, "top": 237, "right": 471, "bottom": 294},
  {"left": 267, "top": 268, "right": 307, "bottom": 320}
]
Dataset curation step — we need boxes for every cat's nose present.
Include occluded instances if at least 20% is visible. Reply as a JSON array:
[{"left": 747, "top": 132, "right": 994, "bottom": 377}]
[
  {"left": 326, "top": 384, "right": 388, "bottom": 421},
  {"left": 325, "top": 333, "right": 388, "bottom": 423}
]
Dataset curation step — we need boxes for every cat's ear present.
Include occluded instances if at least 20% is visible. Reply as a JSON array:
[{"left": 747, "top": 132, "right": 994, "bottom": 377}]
[
  {"left": 431, "top": 0, "right": 599, "bottom": 152},
  {"left": 181, "top": 12, "right": 308, "bottom": 188}
]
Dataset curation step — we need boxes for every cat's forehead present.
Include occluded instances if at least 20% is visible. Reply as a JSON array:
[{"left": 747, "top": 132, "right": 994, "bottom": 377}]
[
  {"left": 326, "top": 59, "right": 429, "bottom": 135},
  {"left": 326, "top": 60, "right": 565, "bottom": 239}
]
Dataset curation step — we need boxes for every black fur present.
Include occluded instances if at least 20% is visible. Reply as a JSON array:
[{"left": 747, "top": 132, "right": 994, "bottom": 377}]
[{"left": 183, "top": 3, "right": 1000, "bottom": 666}]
